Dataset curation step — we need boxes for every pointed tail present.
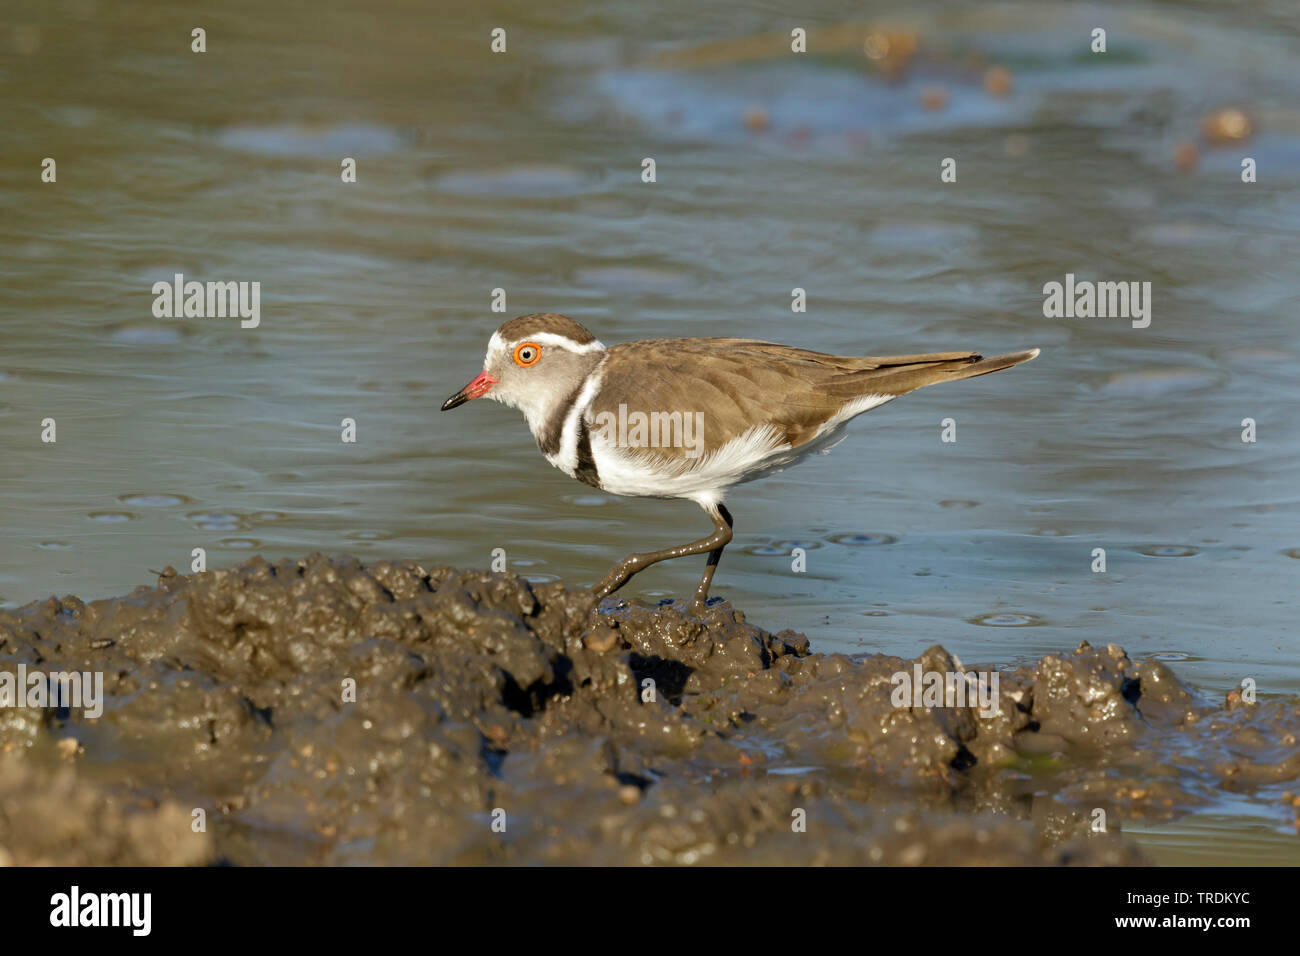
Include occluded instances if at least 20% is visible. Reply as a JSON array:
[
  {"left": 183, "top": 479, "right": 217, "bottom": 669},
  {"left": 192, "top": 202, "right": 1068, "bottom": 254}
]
[{"left": 851, "top": 348, "right": 1040, "bottom": 395}]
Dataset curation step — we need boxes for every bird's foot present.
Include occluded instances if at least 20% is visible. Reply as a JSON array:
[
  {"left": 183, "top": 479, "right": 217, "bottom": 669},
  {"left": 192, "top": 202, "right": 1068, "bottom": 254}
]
[{"left": 686, "top": 594, "right": 723, "bottom": 616}]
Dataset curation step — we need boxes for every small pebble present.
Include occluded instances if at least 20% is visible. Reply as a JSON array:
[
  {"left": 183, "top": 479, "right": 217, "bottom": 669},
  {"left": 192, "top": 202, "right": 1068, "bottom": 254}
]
[
  {"left": 984, "top": 66, "right": 1013, "bottom": 96},
  {"left": 743, "top": 106, "right": 770, "bottom": 131},
  {"left": 899, "top": 842, "right": 927, "bottom": 865},
  {"left": 921, "top": 87, "right": 948, "bottom": 110},
  {"left": 1202, "top": 108, "right": 1253, "bottom": 144},
  {"left": 584, "top": 627, "right": 618, "bottom": 653},
  {"left": 862, "top": 33, "right": 890, "bottom": 59}
]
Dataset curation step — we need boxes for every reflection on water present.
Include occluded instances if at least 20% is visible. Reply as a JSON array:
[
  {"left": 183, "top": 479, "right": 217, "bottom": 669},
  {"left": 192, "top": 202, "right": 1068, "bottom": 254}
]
[{"left": 2, "top": 0, "right": 1299, "bottom": 863}]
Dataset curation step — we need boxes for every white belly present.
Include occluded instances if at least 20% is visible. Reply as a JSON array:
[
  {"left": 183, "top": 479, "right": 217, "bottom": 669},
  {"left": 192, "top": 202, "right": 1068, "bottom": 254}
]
[{"left": 587, "top": 393, "right": 895, "bottom": 503}]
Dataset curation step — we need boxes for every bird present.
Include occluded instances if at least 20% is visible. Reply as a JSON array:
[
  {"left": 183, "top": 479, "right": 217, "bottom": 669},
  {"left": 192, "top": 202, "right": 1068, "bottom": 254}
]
[{"left": 442, "top": 313, "right": 1038, "bottom": 614}]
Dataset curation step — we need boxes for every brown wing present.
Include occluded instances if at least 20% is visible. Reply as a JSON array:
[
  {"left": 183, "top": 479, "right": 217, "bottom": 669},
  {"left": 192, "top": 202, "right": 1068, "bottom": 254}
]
[{"left": 588, "top": 338, "right": 1033, "bottom": 466}]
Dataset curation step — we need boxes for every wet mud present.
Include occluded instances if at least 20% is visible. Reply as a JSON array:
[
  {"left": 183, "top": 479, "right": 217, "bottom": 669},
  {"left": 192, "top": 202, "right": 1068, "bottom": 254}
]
[{"left": 2, "top": 554, "right": 1297, "bottom": 865}]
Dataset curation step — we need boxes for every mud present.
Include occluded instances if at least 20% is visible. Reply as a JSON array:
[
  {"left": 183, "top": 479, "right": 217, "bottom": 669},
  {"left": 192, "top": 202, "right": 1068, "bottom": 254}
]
[{"left": 1, "top": 554, "right": 1297, "bottom": 865}]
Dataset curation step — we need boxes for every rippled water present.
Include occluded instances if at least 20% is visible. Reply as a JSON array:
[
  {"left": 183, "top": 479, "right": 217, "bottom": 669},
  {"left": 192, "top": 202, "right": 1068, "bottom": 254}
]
[{"left": 2, "top": 0, "right": 1299, "bottom": 863}]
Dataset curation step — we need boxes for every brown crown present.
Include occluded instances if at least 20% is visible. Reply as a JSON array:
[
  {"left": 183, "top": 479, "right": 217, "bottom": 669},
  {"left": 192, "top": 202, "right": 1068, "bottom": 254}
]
[{"left": 494, "top": 313, "right": 596, "bottom": 344}]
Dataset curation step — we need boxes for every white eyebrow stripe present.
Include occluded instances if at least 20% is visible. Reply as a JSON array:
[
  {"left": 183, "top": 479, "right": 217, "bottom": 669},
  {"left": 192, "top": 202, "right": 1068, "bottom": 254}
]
[
  {"left": 523, "top": 332, "right": 606, "bottom": 353},
  {"left": 484, "top": 328, "right": 606, "bottom": 368}
]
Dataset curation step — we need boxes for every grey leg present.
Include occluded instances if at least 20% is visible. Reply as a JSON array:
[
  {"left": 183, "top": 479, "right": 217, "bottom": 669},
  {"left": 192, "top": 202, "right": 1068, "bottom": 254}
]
[{"left": 592, "top": 503, "right": 734, "bottom": 613}]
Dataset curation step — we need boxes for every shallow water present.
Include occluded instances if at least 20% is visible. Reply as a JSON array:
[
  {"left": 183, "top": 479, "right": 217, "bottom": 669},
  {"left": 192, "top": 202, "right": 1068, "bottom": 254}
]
[{"left": 2, "top": 0, "right": 1299, "bottom": 863}]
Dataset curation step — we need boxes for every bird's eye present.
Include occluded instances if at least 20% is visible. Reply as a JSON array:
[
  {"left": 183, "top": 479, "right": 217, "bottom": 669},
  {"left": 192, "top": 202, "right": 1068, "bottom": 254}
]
[{"left": 513, "top": 342, "right": 542, "bottom": 367}]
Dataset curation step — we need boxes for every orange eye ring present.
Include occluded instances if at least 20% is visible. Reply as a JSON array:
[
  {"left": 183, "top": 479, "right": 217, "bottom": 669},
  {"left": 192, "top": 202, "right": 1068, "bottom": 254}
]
[{"left": 513, "top": 342, "right": 542, "bottom": 367}]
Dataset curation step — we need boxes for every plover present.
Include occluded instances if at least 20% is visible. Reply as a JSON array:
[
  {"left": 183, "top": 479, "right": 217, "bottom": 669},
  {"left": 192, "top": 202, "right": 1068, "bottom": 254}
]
[{"left": 443, "top": 313, "right": 1038, "bottom": 613}]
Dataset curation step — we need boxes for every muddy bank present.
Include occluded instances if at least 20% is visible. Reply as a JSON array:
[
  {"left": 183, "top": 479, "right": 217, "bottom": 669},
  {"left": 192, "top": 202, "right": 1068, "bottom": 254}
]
[{"left": 1, "top": 554, "right": 1297, "bottom": 865}]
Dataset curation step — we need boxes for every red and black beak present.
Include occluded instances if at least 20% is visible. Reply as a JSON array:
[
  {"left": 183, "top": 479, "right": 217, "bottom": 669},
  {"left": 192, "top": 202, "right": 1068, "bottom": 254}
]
[{"left": 441, "top": 370, "right": 498, "bottom": 411}]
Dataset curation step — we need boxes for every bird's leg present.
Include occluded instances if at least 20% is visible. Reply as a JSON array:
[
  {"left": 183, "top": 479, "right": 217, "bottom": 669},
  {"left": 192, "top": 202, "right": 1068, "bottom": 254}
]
[
  {"left": 687, "top": 504, "right": 733, "bottom": 615},
  {"left": 591, "top": 503, "right": 734, "bottom": 611}
]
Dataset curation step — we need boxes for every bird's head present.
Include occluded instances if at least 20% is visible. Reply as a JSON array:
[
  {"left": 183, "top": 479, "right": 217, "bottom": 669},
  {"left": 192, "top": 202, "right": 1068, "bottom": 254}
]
[{"left": 442, "top": 313, "right": 607, "bottom": 441}]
